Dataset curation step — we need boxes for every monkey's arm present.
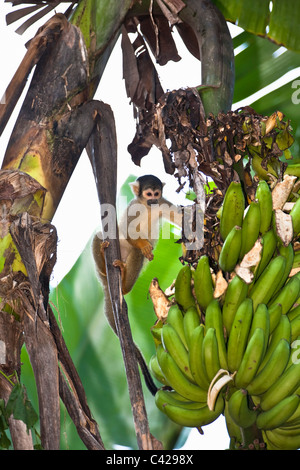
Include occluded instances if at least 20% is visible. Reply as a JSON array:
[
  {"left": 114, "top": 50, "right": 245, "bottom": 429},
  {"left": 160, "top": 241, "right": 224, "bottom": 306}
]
[{"left": 125, "top": 237, "right": 154, "bottom": 261}]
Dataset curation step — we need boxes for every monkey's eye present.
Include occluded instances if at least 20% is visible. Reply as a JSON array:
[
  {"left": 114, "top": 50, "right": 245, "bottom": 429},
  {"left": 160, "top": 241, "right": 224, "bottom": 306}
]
[
  {"left": 154, "top": 191, "right": 160, "bottom": 197},
  {"left": 146, "top": 191, "right": 152, "bottom": 197}
]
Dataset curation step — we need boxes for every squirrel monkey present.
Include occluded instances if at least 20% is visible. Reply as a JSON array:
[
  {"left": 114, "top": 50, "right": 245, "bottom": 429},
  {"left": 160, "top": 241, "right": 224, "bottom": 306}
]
[{"left": 92, "top": 175, "right": 182, "bottom": 394}]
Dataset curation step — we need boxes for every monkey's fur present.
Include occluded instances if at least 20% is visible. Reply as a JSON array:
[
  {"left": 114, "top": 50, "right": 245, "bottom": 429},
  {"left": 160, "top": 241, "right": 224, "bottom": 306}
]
[{"left": 93, "top": 175, "right": 182, "bottom": 395}]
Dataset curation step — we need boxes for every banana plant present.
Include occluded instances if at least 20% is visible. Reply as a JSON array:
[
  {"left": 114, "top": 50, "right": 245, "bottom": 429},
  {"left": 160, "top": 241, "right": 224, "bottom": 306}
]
[
  {"left": 2, "top": 0, "right": 299, "bottom": 451},
  {"left": 0, "top": 0, "right": 236, "bottom": 450}
]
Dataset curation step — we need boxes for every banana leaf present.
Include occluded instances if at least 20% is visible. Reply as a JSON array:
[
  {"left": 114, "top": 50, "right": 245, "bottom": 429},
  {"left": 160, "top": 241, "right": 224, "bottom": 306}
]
[
  {"left": 233, "top": 32, "right": 300, "bottom": 103},
  {"left": 212, "top": 0, "right": 300, "bottom": 52}
]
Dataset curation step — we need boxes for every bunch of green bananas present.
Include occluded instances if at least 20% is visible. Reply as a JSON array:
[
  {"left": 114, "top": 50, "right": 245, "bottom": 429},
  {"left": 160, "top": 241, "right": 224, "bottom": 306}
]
[{"left": 150, "top": 177, "right": 300, "bottom": 450}]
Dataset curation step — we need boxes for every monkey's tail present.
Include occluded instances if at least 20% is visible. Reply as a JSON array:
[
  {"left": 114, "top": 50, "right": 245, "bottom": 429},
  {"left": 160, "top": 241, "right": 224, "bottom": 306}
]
[
  {"left": 133, "top": 344, "right": 158, "bottom": 396},
  {"left": 103, "top": 284, "right": 158, "bottom": 396}
]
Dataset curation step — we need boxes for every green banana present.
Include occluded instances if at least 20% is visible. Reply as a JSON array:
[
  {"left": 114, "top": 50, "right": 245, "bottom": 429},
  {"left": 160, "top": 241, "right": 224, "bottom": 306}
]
[
  {"left": 269, "top": 275, "right": 300, "bottom": 315},
  {"left": 248, "top": 303, "right": 270, "bottom": 357},
  {"left": 151, "top": 321, "right": 163, "bottom": 343},
  {"left": 166, "top": 304, "right": 188, "bottom": 349},
  {"left": 218, "top": 225, "right": 242, "bottom": 273},
  {"left": 202, "top": 327, "right": 221, "bottom": 382},
  {"left": 270, "top": 310, "right": 292, "bottom": 348},
  {"left": 174, "top": 265, "right": 195, "bottom": 311},
  {"left": 234, "top": 327, "right": 266, "bottom": 389},
  {"left": 155, "top": 389, "right": 206, "bottom": 412},
  {"left": 224, "top": 400, "right": 244, "bottom": 449},
  {"left": 268, "top": 302, "right": 283, "bottom": 334},
  {"left": 290, "top": 313, "right": 300, "bottom": 343},
  {"left": 253, "top": 229, "right": 277, "bottom": 280},
  {"left": 248, "top": 255, "right": 286, "bottom": 311},
  {"left": 239, "top": 200, "right": 261, "bottom": 259},
  {"left": 149, "top": 354, "right": 169, "bottom": 386},
  {"left": 227, "top": 388, "right": 258, "bottom": 428},
  {"left": 246, "top": 338, "right": 290, "bottom": 396},
  {"left": 292, "top": 250, "right": 300, "bottom": 270},
  {"left": 205, "top": 299, "right": 228, "bottom": 370},
  {"left": 260, "top": 360, "right": 300, "bottom": 411},
  {"left": 163, "top": 390, "right": 191, "bottom": 402},
  {"left": 287, "top": 304, "right": 300, "bottom": 322},
  {"left": 258, "top": 314, "right": 291, "bottom": 372},
  {"left": 272, "top": 242, "right": 295, "bottom": 296},
  {"left": 188, "top": 325, "right": 210, "bottom": 390},
  {"left": 222, "top": 274, "right": 248, "bottom": 335},
  {"left": 161, "top": 323, "right": 194, "bottom": 382},
  {"left": 255, "top": 180, "right": 273, "bottom": 235},
  {"left": 256, "top": 395, "right": 300, "bottom": 430},
  {"left": 279, "top": 242, "right": 295, "bottom": 276},
  {"left": 263, "top": 426, "right": 300, "bottom": 450},
  {"left": 290, "top": 196, "right": 300, "bottom": 237},
  {"left": 288, "top": 334, "right": 300, "bottom": 370},
  {"left": 156, "top": 345, "right": 208, "bottom": 402},
  {"left": 227, "top": 298, "right": 253, "bottom": 373},
  {"left": 219, "top": 182, "right": 245, "bottom": 241},
  {"left": 283, "top": 401, "right": 300, "bottom": 427},
  {"left": 161, "top": 395, "right": 224, "bottom": 428},
  {"left": 276, "top": 422, "right": 300, "bottom": 435},
  {"left": 193, "top": 255, "right": 214, "bottom": 311},
  {"left": 183, "top": 306, "right": 201, "bottom": 349},
  {"left": 284, "top": 163, "right": 300, "bottom": 178}
]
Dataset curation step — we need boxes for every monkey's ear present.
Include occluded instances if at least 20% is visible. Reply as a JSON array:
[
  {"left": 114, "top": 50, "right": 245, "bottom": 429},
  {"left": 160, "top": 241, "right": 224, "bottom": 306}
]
[{"left": 129, "top": 181, "right": 140, "bottom": 196}]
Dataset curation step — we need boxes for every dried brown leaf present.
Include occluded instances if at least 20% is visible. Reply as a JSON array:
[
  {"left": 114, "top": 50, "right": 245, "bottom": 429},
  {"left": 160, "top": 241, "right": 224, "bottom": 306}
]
[
  {"left": 213, "top": 270, "right": 227, "bottom": 298},
  {"left": 273, "top": 209, "right": 294, "bottom": 246},
  {"left": 149, "top": 278, "right": 171, "bottom": 321},
  {"left": 272, "top": 174, "right": 297, "bottom": 210},
  {"left": 139, "top": 15, "right": 181, "bottom": 65},
  {"left": 122, "top": 23, "right": 164, "bottom": 110}
]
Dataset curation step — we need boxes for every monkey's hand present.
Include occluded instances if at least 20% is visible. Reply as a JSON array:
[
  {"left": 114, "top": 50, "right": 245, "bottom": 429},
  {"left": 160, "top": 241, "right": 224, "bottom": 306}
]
[
  {"left": 141, "top": 243, "right": 154, "bottom": 261},
  {"left": 127, "top": 238, "right": 154, "bottom": 261},
  {"left": 113, "top": 259, "right": 127, "bottom": 288},
  {"left": 100, "top": 240, "right": 110, "bottom": 254},
  {"left": 113, "top": 258, "right": 126, "bottom": 272}
]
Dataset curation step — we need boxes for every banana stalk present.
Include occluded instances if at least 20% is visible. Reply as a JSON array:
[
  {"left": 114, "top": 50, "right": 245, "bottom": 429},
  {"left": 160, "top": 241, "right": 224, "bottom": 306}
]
[{"left": 0, "top": 2, "right": 134, "bottom": 450}]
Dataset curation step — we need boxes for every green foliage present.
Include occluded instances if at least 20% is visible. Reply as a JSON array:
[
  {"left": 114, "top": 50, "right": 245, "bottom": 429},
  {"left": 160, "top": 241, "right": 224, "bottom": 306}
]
[
  {"left": 6, "top": 384, "right": 38, "bottom": 432},
  {"left": 0, "top": 377, "right": 39, "bottom": 450},
  {"left": 213, "top": 0, "right": 300, "bottom": 52},
  {"left": 233, "top": 32, "right": 300, "bottom": 103},
  {"left": 0, "top": 399, "right": 11, "bottom": 449}
]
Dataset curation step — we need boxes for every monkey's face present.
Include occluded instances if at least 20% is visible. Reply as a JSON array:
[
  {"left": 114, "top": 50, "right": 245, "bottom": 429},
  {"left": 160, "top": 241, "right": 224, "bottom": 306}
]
[{"left": 142, "top": 188, "right": 162, "bottom": 206}]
